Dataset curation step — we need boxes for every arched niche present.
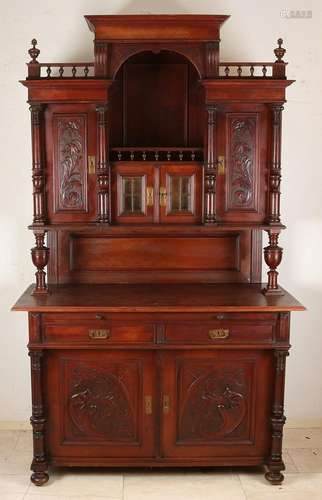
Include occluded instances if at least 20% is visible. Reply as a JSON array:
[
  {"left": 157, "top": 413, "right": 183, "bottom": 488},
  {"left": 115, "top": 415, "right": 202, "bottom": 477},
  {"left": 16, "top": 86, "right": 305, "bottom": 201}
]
[{"left": 109, "top": 50, "right": 204, "bottom": 148}]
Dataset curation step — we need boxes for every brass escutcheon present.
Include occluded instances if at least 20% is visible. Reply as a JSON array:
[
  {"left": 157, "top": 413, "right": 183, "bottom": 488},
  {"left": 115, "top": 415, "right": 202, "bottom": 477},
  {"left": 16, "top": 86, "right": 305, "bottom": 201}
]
[
  {"left": 88, "top": 156, "right": 96, "bottom": 174},
  {"left": 144, "top": 395, "right": 152, "bottom": 415}
]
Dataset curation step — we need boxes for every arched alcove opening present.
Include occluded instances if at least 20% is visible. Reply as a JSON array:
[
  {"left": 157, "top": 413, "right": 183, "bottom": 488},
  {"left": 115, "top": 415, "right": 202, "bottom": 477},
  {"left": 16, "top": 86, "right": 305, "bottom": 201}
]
[{"left": 109, "top": 50, "right": 204, "bottom": 150}]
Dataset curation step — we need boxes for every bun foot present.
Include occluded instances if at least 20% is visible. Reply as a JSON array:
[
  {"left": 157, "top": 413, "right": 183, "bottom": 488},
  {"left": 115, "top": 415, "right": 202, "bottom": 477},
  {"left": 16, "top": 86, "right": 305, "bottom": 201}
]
[
  {"left": 31, "top": 471, "right": 49, "bottom": 486},
  {"left": 265, "top": 470, "right": 284, "bottom": 485}
]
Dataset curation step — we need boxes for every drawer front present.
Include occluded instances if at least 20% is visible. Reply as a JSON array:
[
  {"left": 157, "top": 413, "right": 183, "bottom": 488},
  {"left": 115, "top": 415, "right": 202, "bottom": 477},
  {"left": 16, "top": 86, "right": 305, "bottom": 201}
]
[
  {"left": 43, "top": 321, "right": 155, "bottom": 344},
  {"left": 165, "top": 322, "right": 274, "bottom": 344},
  {"left": 41, "top": 312, "right": 277, "bottom": 345}
]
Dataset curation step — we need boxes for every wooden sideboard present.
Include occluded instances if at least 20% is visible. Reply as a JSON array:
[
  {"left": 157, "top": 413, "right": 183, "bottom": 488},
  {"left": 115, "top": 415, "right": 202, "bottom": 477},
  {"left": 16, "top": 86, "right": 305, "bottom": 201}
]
[{"left": 13, "top": 14, "right": 304, "bottom": 486}]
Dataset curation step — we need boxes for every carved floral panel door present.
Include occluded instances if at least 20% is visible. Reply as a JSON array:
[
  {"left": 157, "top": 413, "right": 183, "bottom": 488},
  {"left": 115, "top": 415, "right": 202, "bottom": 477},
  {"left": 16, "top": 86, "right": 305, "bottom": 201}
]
[
  {"left": 45, "top": 350, "right": 156, "bottom": 459},
  {"left": 160, "top": 350, "right": 272, "bottom": 459},
  {"left": 216, "top": 104, "right": 269, "bottom": 223},
  {"left": 45, "top": 104, "right": 97, "bottom": 223}
]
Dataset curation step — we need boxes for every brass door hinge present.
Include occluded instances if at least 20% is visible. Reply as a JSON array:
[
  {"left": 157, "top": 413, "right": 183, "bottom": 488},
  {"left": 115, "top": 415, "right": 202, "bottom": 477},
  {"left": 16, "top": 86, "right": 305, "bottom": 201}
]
[
  {"left": 217, "top": 155, "right": 225, "bottom": 175},
  {"left": 146, "top": 187, "right": 154, "bottom": 207},
  {"left": 145, "top": 395, "right": 152, "bottom": 415},
  {"left": 159, "top": 187, "right": 167, "bottom": 207},
  {"left": 88, "top": 156, "right": 96, "bottom": 174}
]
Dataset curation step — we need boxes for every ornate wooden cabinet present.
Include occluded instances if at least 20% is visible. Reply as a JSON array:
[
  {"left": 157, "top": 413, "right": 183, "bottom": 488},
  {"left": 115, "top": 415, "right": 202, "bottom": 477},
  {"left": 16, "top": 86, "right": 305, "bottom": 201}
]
[{"left": 13, "top": 14, "right": 304, "bottom": 486}]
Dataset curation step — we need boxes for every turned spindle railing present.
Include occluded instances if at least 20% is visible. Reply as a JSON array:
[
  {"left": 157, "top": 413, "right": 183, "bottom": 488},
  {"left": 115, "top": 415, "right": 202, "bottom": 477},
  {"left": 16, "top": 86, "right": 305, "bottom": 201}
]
[
  {"left": 110, "top": 147, "right": 204, "bottom": 162},
  {"left": 26, "top": 38, "right": 287, "bottom": 80}
]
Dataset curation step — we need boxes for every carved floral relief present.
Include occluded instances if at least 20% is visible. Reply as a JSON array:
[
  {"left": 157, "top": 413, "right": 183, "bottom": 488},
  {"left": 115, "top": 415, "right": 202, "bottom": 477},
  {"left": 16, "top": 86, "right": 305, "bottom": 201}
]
[
  {"left": 54, "top": 116, "right": 87, "bottom": 211},
  {"left": 227, "top": 115, "right": 258, "bottom": 210},
  {"left": 68, "top": 364, "right": 136, "bottom": 440},
  {"left": 179, "top": 366, "right": 247, "bottom": 440}
]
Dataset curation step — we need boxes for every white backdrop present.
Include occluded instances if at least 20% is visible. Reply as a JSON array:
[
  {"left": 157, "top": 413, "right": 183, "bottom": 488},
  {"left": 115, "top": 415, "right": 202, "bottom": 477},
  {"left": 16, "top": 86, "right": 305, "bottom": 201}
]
[{"left": 0, "top": 0, "right": 321, "bottom": 425}]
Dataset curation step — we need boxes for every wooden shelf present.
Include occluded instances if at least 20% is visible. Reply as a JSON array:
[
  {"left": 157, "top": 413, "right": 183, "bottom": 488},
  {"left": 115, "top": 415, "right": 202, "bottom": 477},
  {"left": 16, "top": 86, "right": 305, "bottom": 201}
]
[
  {"left": 13, "top": 283, "right": 304, "bottom": 313},
  {"left": 28, "top": 223, "right": 286, "bottom": 232}
]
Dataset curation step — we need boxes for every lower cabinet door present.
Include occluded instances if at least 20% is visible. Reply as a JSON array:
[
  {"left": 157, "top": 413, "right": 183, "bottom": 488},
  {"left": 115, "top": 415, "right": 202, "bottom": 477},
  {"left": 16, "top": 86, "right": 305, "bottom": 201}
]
[
  {"left": 45, "top": 350, "right": 156, "bottom": 459},
  {"left": 160, "top": 350, "right": 273, "bottom": 461}
]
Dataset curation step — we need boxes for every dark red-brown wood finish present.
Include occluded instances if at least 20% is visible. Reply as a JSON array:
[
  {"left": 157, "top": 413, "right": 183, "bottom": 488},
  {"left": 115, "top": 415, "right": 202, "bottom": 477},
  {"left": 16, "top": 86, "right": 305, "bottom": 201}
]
[{"left": 14, "top": 14, "right": 304, "bottom": 486}]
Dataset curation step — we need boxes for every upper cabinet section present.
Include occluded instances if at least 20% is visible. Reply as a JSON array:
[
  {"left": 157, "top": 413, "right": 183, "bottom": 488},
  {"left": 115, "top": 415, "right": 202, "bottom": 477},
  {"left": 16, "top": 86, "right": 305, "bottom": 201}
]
[{"left": 22, "top": 14, "right": 294, "bottom": 228}]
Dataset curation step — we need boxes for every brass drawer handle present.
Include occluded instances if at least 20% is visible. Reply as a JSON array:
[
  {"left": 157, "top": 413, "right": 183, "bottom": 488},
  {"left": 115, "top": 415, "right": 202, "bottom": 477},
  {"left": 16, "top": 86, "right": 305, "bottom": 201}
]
[
  {"left": 88, "top": 329, "right": 110, "bottom": 339},
  {"left": 144, "top": 395, "right": 152, "bottom": 415},
  {"left": 163, "top": 394, "right": 170, "bottom": 414},
  {"left": 209, "top": 329, "right": 229, "bottom": 340}
]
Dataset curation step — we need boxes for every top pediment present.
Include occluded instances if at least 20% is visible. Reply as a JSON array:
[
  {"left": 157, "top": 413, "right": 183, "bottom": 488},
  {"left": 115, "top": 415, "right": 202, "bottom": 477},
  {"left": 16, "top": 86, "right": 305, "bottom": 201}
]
[{"left": 85, "top": 14, "right": 229, "bottom": 42}]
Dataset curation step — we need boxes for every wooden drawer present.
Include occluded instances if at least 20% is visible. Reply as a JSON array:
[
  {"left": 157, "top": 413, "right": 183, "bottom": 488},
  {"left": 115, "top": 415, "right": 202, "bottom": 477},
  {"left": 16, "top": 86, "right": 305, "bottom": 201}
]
[
  {"left": 165, "top": 321, "right": 274, "bottom": 344},
  {"left": 43, "top": 313, "right": 155, "bottom": 344}
]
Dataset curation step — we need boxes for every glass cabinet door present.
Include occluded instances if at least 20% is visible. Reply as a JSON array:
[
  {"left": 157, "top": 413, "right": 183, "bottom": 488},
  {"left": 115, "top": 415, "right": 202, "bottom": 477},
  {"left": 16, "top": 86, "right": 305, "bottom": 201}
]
[
  {"left": 112, "top": 163, "right": 155, "bottom": 223},
  {"left": 159, "top": 164, "right": 202, "bottom": 223}
]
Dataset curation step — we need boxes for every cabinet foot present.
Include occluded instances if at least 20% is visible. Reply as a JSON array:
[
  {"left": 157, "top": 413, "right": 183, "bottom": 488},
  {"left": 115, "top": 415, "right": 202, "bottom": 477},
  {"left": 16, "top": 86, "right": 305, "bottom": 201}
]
[
  {"left": 265, "top": 468, "right": 284, "bottom": 485},
  {"left": 31, "top": 471, "right": 49, "bottom": 486}
]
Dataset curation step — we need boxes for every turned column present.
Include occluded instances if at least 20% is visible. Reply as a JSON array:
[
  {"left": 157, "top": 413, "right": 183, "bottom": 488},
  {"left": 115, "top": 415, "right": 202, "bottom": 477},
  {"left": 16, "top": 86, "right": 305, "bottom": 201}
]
[
  {"left": 204, "top": 104, "right": 217, "bottom": 224},
  {"left": 30, "top": 104, "right": 47, "bottom": 224},
  {"left": 31, "top": 230, "right": 49, "bottom": 295},
  {"left": 96, "top": 104, "right": 110, "bottom": 223},
  {"left": 29, "top": 350, "right": 49, "bottom": 486},
  {"left": 262, "top": 229, "right": 283, "bottom": 295},
  {"left": 267, "top": 103, "right": 284, "bottom": 224},
  {"left": 265, "top": 348, "right": 289, "bottom": 485}
]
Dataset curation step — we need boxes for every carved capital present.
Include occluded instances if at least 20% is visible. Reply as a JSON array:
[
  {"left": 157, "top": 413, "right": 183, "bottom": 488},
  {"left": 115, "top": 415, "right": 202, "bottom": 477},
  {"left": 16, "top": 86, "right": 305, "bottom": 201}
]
[
  {"left": 205, "top": 42, "right": 219, "bottom": 78},
  {"left": 275, "top": 350, "right": 289, "bottom": 373}
]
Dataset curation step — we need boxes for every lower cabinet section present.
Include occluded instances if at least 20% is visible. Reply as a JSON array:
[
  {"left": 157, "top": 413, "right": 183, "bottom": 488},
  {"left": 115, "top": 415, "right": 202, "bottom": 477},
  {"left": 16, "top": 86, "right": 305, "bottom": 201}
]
[{"left": 44, "top": 349, "right": 273, "bottom": 464}]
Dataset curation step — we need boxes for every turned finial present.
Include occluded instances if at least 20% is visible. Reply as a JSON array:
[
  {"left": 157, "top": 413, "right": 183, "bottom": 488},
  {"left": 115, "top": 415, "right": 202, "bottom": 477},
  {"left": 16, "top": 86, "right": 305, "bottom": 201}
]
[
  {"left": 28, "top": 39, "right": 40, "bottom": 63},
  {"left": 274, "top": 38, "right": 286, "bottom": 63}
]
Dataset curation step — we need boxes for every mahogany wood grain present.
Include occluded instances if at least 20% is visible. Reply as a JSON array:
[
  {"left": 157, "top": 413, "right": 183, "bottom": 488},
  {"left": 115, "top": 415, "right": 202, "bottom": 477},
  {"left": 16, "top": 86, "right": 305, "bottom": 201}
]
[
  {"left": 13, "top": 284, "right": 305, "bottom": 313},
  {"left": 15, "top": 13, "right": 303, "bottom": 486}
]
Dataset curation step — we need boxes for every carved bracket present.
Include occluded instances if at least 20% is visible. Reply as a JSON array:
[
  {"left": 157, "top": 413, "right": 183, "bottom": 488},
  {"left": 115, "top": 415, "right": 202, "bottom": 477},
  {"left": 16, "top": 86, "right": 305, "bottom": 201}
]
[
  {"left": 31, "top": 230, "right": 49, "bottom": 295},
  {"left": 262, "top": 229, "right": 284, "bottom": 295}
]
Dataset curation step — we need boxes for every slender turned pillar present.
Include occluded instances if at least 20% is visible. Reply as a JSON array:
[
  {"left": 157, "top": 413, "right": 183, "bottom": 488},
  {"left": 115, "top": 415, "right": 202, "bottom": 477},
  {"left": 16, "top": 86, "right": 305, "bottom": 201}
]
[
  {"left": 262, "top": 229, "right": 284, "bottom": 295},
  {"left": 265, "top": 349, "right": 289, "bottom": 484},
  {"left": 31, "top": 230, "right": 49, "bottom": 295},
  {"left": 96, "top": 104, "right": 110, "bottom": 223},
  {"left": 30, "top": 105, "right": 47, "bottom": 224},
  {"left": 267, "top": 103, "right": 284, "bottom": 224},
  {"left": 29, "top": 350, "right": 49, "bottom": 486},
  {"left": 204, "top": 104, "right": 217, "bottom": 224}
]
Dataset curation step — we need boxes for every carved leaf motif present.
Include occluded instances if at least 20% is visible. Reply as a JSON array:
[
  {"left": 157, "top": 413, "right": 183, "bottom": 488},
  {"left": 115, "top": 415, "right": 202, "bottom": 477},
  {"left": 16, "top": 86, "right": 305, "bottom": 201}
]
[
  {"left": 56, "top": 117, "right": 86, "bottom": 210},
  {"left": 180, "top": 368, "right": 247, "bottom": 440},
  {"left": 230, "top": 118, "right": 256, "bottom": 208},
  {"left": 69, "top": 364, "right": 135, "bottom": 440}
]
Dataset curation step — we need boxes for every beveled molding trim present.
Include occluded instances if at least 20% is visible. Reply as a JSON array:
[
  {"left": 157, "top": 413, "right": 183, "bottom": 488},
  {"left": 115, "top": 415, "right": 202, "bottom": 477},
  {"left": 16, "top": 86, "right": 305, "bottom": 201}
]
[{"left": 1, "top": 419, "right": 322, "bottom": 430}]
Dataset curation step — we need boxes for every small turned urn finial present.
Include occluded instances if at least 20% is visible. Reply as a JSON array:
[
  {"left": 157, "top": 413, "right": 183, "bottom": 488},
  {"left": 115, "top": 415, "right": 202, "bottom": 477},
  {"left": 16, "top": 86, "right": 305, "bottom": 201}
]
[
  {"left": 28, "top": 39, "right": 40, "bottom": 63},
  {"left": 274, "top": 38, "right": 286, "bottom": 63}
]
